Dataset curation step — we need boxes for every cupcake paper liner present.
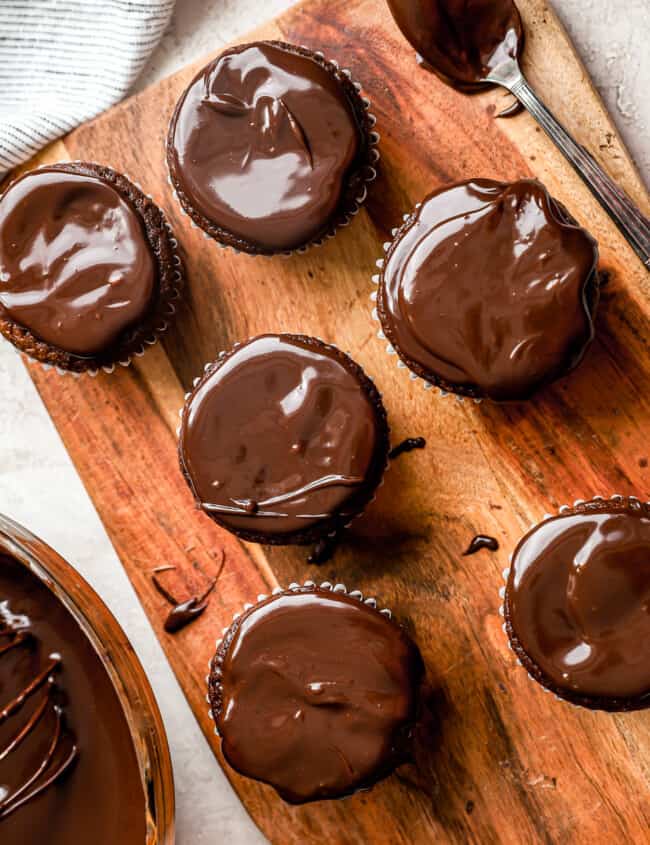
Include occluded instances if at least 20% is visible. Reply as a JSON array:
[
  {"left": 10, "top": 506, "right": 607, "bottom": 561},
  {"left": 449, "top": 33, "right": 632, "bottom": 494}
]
[
  {"left": 499, "top": 494, "right": 649, "bottom": 710},
  {"left": 3, "top": 161, "right": 184, "bottom": 377},
  {"left": 176, "top": 336, "right": 391, "bottom": 546},
  {"left": 165, "top": 42, "right": 380, "bottom": 257},
  {"left": 205, "top": 580, "right": 394, "bottom": 736}
]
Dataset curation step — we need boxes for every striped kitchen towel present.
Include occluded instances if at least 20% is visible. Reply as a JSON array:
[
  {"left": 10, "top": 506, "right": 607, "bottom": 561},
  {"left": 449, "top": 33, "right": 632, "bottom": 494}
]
[{"left": 0, "top": 0, "right": 175, "bottom": 177}]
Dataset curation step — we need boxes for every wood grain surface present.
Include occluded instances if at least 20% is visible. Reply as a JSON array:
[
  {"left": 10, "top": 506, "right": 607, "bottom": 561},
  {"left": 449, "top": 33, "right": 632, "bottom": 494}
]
[{"left": 15, "top": 0, "right": 650, "bottom": 842}]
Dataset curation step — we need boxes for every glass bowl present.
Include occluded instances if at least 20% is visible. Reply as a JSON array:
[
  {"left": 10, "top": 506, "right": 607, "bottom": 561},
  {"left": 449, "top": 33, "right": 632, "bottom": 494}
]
[{"left": 0, "top": 513, "right": 175, "bottom": 844}]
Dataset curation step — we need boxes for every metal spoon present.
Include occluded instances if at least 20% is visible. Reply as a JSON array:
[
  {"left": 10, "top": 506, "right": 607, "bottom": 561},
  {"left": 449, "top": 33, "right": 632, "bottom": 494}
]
[{"left": 484, "top": 53, "right": 650, "bottom": 269}]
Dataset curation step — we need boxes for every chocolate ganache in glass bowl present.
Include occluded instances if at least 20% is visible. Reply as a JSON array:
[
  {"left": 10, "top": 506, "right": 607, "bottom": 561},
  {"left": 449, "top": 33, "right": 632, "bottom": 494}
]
[{"left": 0, "top": 514, "right": 174, "bottom": 844}]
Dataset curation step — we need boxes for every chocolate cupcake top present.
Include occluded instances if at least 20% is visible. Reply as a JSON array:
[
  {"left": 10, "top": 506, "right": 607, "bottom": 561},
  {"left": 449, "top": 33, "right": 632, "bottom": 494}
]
[
  {"left": 0, "top": 166, "right": 156, "bottom": 356},
  {"left": 506, "top": 499, "right": 650, "bottom": 705},
  {"left": 387, "top": 0, "right": 523, "bottom": 87},
  {"left": 179, "top": 334, "right": 388, "bottom": 542},
  {"left": 209, "top": 586, "right": 424, "bottom": 803},
  {"left": 167, "top": 41, "right": 364, "bottom": 252},
  {"left": 378, "top": 179, "right": 599, "bottom": 401},
  {"left": 1, "top": 554, "right": 145, "bottom": 842}
]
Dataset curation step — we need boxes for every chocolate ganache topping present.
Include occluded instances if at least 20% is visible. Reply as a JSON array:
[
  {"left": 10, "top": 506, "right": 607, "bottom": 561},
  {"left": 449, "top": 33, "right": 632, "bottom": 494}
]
[
  {"left": 379, "top": 179, "right": 599, "bottom": 401},
  {"left": 179, "top": 335, "right": 387, "bottom": 541},
  {"left": 168, "top": 42, "right": 363, "bottom": 252},
  {"left": 0, "top": 554, "right": 145, "bottom": 844},
  {"left": 209, "top": 588, "right": 424, "bottom": 803},
  {"left": 506, "top": 500, "right": 650, "bottom": 704},
  {"left": 0, "top": 168, "right": 156, "bottom": 356},
  {"left": 386, "top": 0, "right": 523, "bottom": 86}
]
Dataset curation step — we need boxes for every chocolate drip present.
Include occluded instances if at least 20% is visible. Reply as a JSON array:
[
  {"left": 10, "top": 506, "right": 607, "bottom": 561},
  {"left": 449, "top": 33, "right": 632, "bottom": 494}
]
[
  {"left": 389, "top": 437, "right": 426, "bottom": 460},
  {"left": 1, "top": 690, "right": 50, "bottom": 760},
  {"left": 0, "top": 652, "right": 59, "bottom": 721},
  {"left": 201, "top": 473, "right": 364, "bottom": 519},
  {"left": 152, "top": 565, "right": 219, "bottom": 635},
  {"left": 307, "top": 533, "right": 341, "bottom": 565},
  {"left": 163, "top": 598, "right": 209, "bottom": 634},
  {"left": 0, "top": 629, "right": 78, "bottom": 821},
  {"left": 462, "top": 535, "right": 499, "bottom": 555}
]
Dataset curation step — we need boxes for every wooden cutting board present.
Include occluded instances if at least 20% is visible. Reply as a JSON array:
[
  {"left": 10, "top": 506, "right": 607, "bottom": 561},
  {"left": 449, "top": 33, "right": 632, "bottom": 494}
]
[{"left": 13, "top": 0, "right": 650, "bottom": 842}]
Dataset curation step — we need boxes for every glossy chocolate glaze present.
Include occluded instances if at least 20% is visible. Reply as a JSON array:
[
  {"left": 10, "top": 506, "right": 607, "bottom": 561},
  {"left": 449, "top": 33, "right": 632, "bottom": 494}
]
[
  {"left": 0, "top": 555, "right": 145, "bottom": 843},
  {"left": 387, "top": 0, "right": 523, "bottom": 87},
  {"left": 507, "top": 501, "right": 650, "bottom": 702},
  {"left": 210, "top": 588, "right": 424, "bottom": 803},
  {"left": 168, "top": 42, "right": 362, "bottom": 251},
  {"left": 179, "top": 335, "right": 386, "bottom": 540},
  {"left": 379, "top": 179, "right": 599, "bottom": 401},
  {"left": 0, "top": 169, "right": 155, "bottom": 356}
]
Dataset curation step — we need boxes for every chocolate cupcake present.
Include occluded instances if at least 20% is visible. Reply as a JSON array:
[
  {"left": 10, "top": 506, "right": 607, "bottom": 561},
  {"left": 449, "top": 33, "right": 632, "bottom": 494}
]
[
  {"left": 166, "top": 41, "right": 378, "bottom": 255},
  {"left": 503, "top": 496, "right": 650, "bottom": 711},
  {"left": 375, "top": 178, "right": 600, "bottom": 401},
  {"left": 0, "top": 162, "right": 181, "bottom": 374},
  {"left": 207, "top": 582, "right": 424, "bottom": 803},
  {"left": 178, "top": 334, "right": 389, "bottom": 545}
]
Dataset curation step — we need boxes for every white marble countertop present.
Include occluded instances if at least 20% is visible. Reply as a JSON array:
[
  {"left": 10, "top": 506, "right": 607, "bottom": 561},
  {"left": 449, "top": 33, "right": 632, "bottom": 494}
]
[{"left": 0, "top": 2, "right": 647, "bottom": 843}]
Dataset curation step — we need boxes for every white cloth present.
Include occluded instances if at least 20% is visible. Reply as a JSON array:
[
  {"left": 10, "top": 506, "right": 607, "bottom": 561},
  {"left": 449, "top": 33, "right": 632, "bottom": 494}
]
[{"left": 0, "top": 0, "right": 175, "bottom": 177}]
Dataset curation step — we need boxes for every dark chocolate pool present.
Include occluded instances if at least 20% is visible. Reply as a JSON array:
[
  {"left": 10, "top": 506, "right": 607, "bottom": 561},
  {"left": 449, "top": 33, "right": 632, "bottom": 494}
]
[{"left": 0, "top": 516, "right": 174, "bottom": 843}]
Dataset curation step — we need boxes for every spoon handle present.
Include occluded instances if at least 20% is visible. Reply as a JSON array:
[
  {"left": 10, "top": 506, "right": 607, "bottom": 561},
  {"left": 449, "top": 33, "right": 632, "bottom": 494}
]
[{"left": 509, "top": 75, "right": 650, "bottom": 269}]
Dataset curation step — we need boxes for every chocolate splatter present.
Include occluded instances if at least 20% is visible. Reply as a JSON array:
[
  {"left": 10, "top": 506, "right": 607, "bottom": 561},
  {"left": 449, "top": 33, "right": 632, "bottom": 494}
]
[
  {"left": 463, "top": 535, "right": 499, "bottom": 556},
  {"left": 151, "top": 560, "right": 222, "bottom": 634},
  {"left": 389, "top": 437, "right": 426, "bottom": 460},
  {"left": 151, "top": 565, "right": 177, "bottom": 605},
  {"left": 164, "top": 597, "right": 210, "bottom": 634},
  {"left": 308, "top": 533, "right": 340, "bottom": 565}
]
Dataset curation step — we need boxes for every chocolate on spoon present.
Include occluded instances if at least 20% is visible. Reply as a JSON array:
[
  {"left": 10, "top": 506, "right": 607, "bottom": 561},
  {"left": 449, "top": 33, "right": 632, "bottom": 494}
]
[{"left": 387, "top": 0, "right": 523, "bottom": 89}]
